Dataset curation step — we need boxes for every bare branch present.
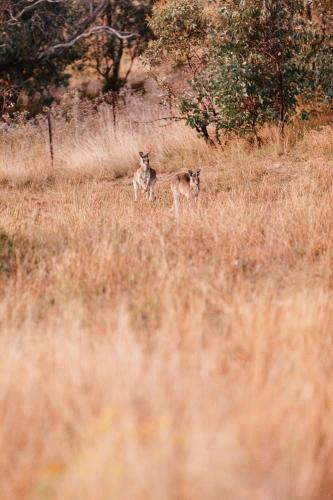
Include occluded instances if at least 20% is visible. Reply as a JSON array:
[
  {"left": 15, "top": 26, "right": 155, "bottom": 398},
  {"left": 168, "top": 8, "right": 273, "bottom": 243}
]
[
  {"left": 132, "top": 116, "right": 184, "bottom": 125},
  {"left": 72, "top": 0, "right": 108, "bottom": 40},
  {"left": 3, "top": 0, "right": 107, "bottom": 30},
  {"left": 7, "top": 0, "right": 63, "bottom": 25},
  {"left": 39, "top": 26, "right": 137, "bottom": 59},
  {"left": 0, "top": 0, "right": 137, "bottom": 75}
]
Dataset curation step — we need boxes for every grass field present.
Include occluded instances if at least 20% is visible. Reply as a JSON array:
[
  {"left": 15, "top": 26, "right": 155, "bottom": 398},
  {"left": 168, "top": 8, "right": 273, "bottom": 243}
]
[{"left": 0, "top": 106, "right": 332, "bottom": 499}]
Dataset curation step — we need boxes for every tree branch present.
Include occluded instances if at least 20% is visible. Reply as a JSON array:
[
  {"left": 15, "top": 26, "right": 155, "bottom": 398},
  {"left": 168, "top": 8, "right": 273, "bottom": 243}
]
[
  {"left": 39, "top": 26, "right": 137, "bottom": 59},
  {"left": 0, "top": 0, "right": 137, "bottom": 75},
  {"left": 123, "top": 46, "right": 138, "bottom": 85},
  {"left": 132, "top": 116, "right": 185, "bottom": 125},
  {"left": 71, "top": 0, "right": 109, "bottom": 40},
  {"left": 6, "top": 0, "right": 63, "bottom": 25}
]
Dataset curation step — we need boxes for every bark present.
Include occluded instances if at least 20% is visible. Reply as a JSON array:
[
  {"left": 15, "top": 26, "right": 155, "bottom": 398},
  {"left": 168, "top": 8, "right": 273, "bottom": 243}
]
[
  {"left": 277, "top": 61, "right": 285, "bottom": 154},
  {"left": 195, "top": 123, "right": 215, "bottom": 146},
  {"left": 102, "top": 40, "right": 124, "bottom": 92}
]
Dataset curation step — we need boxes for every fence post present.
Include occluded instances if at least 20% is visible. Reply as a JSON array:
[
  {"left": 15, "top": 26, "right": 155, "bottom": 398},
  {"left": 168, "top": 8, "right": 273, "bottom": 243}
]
[
  {"left": 47, "top": 112, "right": 54, "bottom": 167},
  {"left": 111, "top": 91, "right": 117, "bottom": 137}
]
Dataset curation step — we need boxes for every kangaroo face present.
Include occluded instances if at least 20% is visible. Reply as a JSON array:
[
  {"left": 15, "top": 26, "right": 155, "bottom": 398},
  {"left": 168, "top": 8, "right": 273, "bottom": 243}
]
[
  {"left": 188, "top": 170, "right": 201, "bottom": 193},
  {"left": 139, "top": 151, "right": 150, "bottom": 170}
]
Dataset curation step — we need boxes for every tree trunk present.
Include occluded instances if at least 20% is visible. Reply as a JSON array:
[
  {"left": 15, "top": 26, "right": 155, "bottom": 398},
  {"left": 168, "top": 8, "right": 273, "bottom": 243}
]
[
  {"left": 102, "top": 40, "right": 123, "bottom": 92},
  {"left": 102, "top": 6, "right": 124, "bottom": 93},
  {"left": 304, "top": 0, "right": 313, "bottom": 20},
  {"left": 195, "top": 123, "right": 214, "bottom": 146},
  {"left": 277, "top": 62, "right": 285, "bottom": 154}
]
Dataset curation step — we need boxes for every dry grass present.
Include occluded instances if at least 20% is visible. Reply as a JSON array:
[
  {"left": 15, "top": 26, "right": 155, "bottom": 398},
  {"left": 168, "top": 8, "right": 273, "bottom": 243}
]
[
  {"left": 0, "top": 103, "right": 333, "bottom": 500},
  {"left": 0, "top": 96, "right": 214, "bottom": 186}
]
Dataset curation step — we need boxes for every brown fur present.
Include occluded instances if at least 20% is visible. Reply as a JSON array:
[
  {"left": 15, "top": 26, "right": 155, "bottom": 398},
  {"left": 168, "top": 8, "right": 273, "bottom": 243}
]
[
  {"left": 171, "top": 169, "right": 201, "bottom": 215},
  {"left": 133, "top": 152, "right": 157, "bottom": 201}
]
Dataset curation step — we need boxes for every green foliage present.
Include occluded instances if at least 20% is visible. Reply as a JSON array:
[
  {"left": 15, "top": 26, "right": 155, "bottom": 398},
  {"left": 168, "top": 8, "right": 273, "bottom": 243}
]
[
  {"left": 145, "top": 0, "right": 209, "bottom": 67},
  {"left": 144, "top": 0, "right": 213, "bottom": 140},
  {"left": 146, "top": 0, "right": 332, "bottom": 142},
  {"left": 0, "top": 0, "right": 152, "bottom": 115},
  {"left": 0, "top": 0, "right": 86, "bottom": 116}
]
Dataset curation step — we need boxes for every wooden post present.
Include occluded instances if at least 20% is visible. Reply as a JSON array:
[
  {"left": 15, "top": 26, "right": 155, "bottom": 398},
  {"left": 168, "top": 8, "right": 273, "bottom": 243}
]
[
  {"left": 168, "top": 88, "right": 172, "bottom": 116},
  {"left": 111, "top": 91, "right": 117, "bottom": 137},
  {"left": 47, "top": 112, "right": 54, "bottom": 167}
]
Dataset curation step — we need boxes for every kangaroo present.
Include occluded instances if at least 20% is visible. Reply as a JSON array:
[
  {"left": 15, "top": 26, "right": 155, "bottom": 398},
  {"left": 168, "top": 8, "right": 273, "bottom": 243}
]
[
  {"left": 171, "top": 169, "right": 201, "bottom": 216},
  {"left": 133, "top": 152, "right": 157, "bottom": 202}
]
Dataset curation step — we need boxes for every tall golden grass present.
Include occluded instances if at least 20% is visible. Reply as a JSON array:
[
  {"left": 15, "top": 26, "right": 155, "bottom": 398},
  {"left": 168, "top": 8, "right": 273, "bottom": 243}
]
[{"left": 0, "top": 100, "right": 332, "bottom": 499}]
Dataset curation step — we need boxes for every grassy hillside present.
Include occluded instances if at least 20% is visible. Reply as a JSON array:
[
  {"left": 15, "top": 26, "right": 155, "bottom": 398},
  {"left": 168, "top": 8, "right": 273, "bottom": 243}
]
[{"left": 0, "top": 104, "right": 332, "bottom": 499}]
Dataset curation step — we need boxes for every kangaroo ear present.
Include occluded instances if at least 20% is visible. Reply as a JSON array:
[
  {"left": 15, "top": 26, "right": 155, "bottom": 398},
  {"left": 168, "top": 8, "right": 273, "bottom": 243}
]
[
  {"left": 139, "top": 151, "right": 144, "bottom": 158},
  {"left": 197, "top": 169, "right": 201, "bottom": 176},
  {"left": 188, "top": 170, "right": 193, "bottom": 176}
]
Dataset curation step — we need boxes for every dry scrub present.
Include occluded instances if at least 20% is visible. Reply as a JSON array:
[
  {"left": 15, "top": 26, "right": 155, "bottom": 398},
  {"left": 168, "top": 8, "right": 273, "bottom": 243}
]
[{"left": 0, "top": 107, "right": 332, "bottom": 499}]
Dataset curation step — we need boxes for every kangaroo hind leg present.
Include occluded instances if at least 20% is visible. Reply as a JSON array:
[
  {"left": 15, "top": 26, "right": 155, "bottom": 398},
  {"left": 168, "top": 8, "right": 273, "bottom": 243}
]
[
  {"left": 149, "top": 182, "right": 156, "bottom": 201},
  {"left": 172, "top": 188, "right": 180, "bottom": 217},
  {"left": 133, "top": 180, "right": 139, "bottom": 201}
]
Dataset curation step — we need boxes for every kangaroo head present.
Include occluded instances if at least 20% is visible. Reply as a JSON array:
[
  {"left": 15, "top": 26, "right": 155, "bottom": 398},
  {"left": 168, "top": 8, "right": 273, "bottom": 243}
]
[
  {"left": 139, "top": 151, "right": 150, "bottom": 169},
  {"left": 188, "top": 169, "right": 201, "bottom": 189}
]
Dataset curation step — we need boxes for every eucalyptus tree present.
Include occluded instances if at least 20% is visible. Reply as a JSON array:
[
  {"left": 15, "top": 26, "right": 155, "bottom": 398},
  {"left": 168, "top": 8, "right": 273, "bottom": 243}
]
[{"left": 146, "top": 0, "right": 332, "bottom": 144}]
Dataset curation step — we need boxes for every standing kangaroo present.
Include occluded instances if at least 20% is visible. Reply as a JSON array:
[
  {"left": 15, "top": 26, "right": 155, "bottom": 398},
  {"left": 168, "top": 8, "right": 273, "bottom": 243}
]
[
  {"left": 133, "top": 152, "right": 157, "bottom": 202},
  {"left": 171, "top": 169, "right": 201, "bottom": 216}
]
